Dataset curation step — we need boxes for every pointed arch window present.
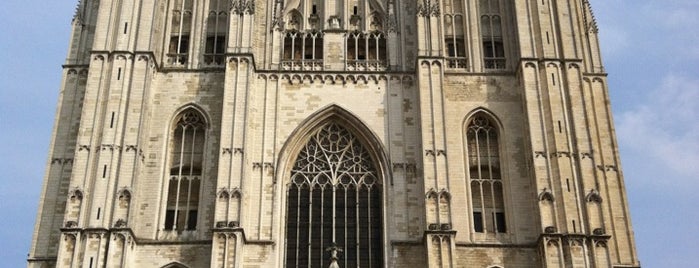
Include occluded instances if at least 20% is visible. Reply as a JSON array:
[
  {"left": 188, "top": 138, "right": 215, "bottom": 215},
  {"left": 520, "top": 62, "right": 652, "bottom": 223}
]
[
  {"left": 443, "top": 0, "right": 468, "bottom": 69},
  {"left": 285, "top": 122, "right": 383, "bottom": 268},
  {"left": 467, "top": 114, "right": 506, "bottom": 233},
  {"left": 479, "top": 0, "right": 506, "bottom": 69},
  {"left": 167, "top": 0, "right": 194, "bottom": 66},
  {"left": 281, "top": 29, "right": 324, "bottom": 71},
  {"left": 346, "top": 31, "right": 387, "bottom": 71},
  {"left": 204, "top": 0, "right": 229, "bottom": 66},
  {"left": 164, "top": 109, "right": 206, "bottom": 232}
]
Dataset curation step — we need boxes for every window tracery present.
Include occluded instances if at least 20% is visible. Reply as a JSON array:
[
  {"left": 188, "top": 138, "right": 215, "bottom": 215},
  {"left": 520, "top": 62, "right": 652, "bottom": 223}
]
[
  {"left": 204, "top": 0, "right": 229, "bottom": 66},
  {"left": 443, "top": 0, "right": 467, "bottom": 69},
  {"left": 467, "top": 114, "right": 507, "bottom": 234},
  {"left": 284, "top": 122, "right": 383, "bottom": 268},
  {"left": 346, "top": 31, "right": 387, "bottom": 71},
  {"left": 281, "top": 29, "right": 324, "bottom": 71},
  {"left": 479, "top": 0, "right": 506, "bottom": 69},
  {"left": 164, "top": 109, "right": 206, "bottom": 233},
  {"left": 167, "top": 0, "right": 194, "bottom": 66}
]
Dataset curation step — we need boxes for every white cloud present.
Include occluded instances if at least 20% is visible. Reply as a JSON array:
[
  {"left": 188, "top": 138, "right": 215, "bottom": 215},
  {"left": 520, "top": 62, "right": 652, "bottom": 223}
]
[{"left": 616, "top": 75, "right": 699, "bottom": 180}]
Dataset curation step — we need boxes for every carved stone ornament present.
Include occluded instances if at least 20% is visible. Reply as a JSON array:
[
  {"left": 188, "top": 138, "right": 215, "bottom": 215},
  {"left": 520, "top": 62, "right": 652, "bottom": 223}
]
[
  {"left": 586, "top": 189, "right": 603, "bottom": 203},
  {"left": 534, "top": 151, "right": 547, "bottom": 158},
  {"left": 544, "top": 226, "right": 557, "bottom": 234},
  {"left": 417, "top": 0, "right": 441, "bottom": 17},
  {"left": 117, "top": 188, "right": 132, "bottom": 201},
  {"left": 114, "top": 219, "right": 127, "bottom": 228},
  {"left": 218, "top": 188, "right": 230, "bottom": 199},
  {"left": 231, "top": 0, "right": 255, "bottom": 15},
  {"left": 65, "top": 221, "right": 79, "bottom": 228},
  {"left": 386, "top": 13, "right": 397, "bottom": 33},
  {"left": 538, "top": 188, "right": 555, "bottom": 202},
  {"left": 69, "top": 188, "right": 84, "bottom": 200},
  {"left": 272, "top": 16, "right": 285, "bottom": 32},
  {"left": 124, "top": 145, "right": 139, "bottom": 152}
]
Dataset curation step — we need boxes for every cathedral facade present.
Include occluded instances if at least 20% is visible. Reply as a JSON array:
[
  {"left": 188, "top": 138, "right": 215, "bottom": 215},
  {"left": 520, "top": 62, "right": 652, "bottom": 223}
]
[{"left": 29, "top": 0, "right": 641, "bottom": 267}]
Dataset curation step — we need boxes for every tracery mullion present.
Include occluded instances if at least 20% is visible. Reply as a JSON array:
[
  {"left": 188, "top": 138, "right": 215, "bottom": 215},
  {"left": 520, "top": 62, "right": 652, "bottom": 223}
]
[
  {"left": 306, "top": 187, "right": 314, "bottom": 265},
  {"left": 173, "top": 125, "right": 188, "bottom": 230},
  {"left": 184, "top": 127, "right": 198, "bottom": 230},
  {"left": 175, "top": 0, "right": 186, "bottom": 55},
  {"left": 486, "top": 128, "right": 500, "bottom": 233},
  {"left": 301, "top": 34, "right": 307, "bottom": 61},
  {"left": 367, "top": 185, "right": 373, "bottom": 268},
  {"left": 311, "top": 186, "right": 322, "bottom": 267},
  {"left": 476, "top": 128, "right": 487, "bottom": 232},
  {"left": 341, "top": 186, "right": 348, "bottom": 268},
  {"left": 312, "top": 34, "right": 316, "bottom": 59},
  {"left": 374, "top": 34, "right": 380, "bottom": 62},
  {"left": 212, "top": 2, "right": 220, "bottom": 55},
  {"left": 355, "top": 185, "right": 360, "bottom": 266},
  {"left": 291, "top": 34, "right": 296, "bottom": 60},
  {"left": 295, "top": 186, "right": 302, "bottom": 268}
]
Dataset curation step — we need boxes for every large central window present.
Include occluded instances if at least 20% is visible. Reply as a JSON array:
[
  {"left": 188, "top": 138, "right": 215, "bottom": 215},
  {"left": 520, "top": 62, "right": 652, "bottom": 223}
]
[{"left": 285, "top": 122, "right": 383, "bottom": 268}]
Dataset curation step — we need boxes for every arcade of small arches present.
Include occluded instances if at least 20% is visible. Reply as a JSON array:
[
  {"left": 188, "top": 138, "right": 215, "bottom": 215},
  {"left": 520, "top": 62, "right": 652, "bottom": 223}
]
[{"left": 163, "top": 0, "right": 509, "bottom": 70}]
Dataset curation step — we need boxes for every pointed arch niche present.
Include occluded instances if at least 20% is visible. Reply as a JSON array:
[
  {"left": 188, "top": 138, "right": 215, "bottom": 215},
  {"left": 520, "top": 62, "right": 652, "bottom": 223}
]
[
  {"left": 464, "top": 110, "right": 507, "bottom": 235},
  {"left": 278, "top": 105, "right": 388, "bottom": 268}
]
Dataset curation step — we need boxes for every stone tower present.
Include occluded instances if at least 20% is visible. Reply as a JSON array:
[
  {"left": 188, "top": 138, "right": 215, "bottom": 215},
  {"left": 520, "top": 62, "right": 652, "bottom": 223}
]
[{"left": 29, "top": 0, "right": 641, "bottom": 267}]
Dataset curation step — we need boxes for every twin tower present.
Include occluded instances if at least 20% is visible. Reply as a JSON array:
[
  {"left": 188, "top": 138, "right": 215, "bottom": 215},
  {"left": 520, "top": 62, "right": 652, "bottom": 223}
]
[{"left": 29, "top": 0, "right": 641, "bottom": 267}]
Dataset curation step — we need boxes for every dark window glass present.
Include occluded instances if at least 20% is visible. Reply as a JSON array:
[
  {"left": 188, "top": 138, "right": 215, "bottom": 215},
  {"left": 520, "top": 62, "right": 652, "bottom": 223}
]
[
  {"left": 474, "top": 212, "right": 484, "bottom": 232},
  {"left": 284, "top": 123, "right": 383, "bottom": 268},
  {"left": 165, "top": 210, "right": 175, "bottom": 230},
  {"left": 495, "top": 212, "right": 506, "bottom": 233}
]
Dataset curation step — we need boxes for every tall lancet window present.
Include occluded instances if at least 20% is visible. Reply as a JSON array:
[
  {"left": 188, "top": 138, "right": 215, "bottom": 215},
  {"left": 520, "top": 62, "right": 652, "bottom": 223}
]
[
  {"left": 205, "top": 0, "right": 229, "bottom": 66},
  {"left": 165, "top": 109, "right": 206, "bottom": 232},
  {"left": 444, "top": 0, "right": 467, "bottom": 69},
  {"left": 285, "top": 122, "right": 383, "bottom": 268},
  {"left": 168, "top": 0, "right": 194, "bottom": 66},
  {"left": 467, "top": 114, "right": 507, "bottom": 234},
  {"left": 479, "top": 0, "right": 506, "bottom": 69}
]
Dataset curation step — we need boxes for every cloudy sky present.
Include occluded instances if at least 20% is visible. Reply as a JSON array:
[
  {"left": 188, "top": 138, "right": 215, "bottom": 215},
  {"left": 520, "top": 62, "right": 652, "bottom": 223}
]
[{"left": 1, "top": 0, "right": 697, "bottom": 267}]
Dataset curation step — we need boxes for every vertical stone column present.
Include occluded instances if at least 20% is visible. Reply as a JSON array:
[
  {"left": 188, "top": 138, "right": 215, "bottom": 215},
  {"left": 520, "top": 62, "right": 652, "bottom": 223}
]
[{"left": 417, "top": 57, "right": 453, "bottom": 267}]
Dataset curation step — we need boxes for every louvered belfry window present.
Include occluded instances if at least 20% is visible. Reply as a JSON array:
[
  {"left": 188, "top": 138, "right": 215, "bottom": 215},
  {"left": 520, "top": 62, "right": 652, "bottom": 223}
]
[{"left": 285, "top": 122, "right": 384, "bottom": 268}]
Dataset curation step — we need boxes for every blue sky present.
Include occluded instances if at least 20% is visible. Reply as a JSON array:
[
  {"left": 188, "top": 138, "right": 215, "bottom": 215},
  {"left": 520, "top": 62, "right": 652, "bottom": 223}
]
[{"left": 1, "top": 0, "right": 697, "bottom": 267}]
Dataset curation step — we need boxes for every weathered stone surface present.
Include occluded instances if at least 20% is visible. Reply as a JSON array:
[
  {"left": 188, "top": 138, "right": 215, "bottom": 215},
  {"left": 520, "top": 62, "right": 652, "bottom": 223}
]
[{"left": 29, "top": 1, "right": 640, "bottom": 268}]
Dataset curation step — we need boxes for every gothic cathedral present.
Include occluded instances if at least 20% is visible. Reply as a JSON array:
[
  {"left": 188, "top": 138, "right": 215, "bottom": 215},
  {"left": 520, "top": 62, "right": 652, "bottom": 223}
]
[{"left": 29, "top": 0, "right": 641, "bottom": 267}]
